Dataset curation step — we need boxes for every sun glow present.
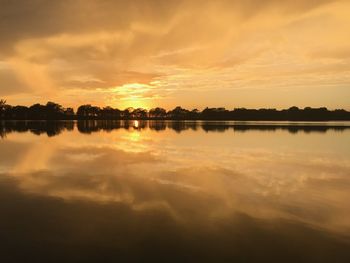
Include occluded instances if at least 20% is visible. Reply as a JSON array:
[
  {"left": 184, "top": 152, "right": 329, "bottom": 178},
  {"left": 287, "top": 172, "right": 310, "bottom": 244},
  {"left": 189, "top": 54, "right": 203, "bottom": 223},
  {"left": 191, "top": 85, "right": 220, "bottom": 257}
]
[
  {"left": 116, "top": 99, "right": 150, "bottom": 110},
  {"left": 110, "top": 83, "right": 155, "bottom": 109}
]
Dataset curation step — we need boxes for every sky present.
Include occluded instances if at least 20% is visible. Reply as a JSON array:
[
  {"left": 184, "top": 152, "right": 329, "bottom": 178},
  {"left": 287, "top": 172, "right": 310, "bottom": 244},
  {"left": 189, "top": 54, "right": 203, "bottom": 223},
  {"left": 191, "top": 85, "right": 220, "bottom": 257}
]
[{"left": 0, "top": 0, "right": 349, "bottom": 110}]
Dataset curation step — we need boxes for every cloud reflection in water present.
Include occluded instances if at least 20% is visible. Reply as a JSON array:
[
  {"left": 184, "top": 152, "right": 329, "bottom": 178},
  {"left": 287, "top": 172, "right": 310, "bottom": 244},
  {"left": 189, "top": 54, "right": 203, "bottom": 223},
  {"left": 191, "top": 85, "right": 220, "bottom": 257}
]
[{"left": 0, "top": 121, "right": 350, "bottom": 262}]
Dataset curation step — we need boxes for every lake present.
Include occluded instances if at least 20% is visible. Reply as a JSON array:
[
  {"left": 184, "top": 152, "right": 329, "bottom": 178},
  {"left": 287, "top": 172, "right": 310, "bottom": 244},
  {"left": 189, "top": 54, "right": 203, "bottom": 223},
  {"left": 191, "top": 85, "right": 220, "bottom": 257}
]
[{"left": 0, "top": 121, "right": 350, "bottom": 262}]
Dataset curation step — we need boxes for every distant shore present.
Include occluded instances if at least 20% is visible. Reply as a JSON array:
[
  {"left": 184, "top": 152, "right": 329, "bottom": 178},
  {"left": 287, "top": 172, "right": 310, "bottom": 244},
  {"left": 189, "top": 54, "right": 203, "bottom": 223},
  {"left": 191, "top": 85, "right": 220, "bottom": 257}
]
[{"left": 1, "top": 100, "right": 350, "bottom": 121}]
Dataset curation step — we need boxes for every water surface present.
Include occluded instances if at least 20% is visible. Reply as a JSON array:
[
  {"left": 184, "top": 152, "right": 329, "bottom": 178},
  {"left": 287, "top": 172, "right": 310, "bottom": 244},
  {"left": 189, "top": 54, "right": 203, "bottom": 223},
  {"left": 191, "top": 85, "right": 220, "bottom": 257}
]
[{"left": 1, "top": 121, "right": 350, "bottom": 262}]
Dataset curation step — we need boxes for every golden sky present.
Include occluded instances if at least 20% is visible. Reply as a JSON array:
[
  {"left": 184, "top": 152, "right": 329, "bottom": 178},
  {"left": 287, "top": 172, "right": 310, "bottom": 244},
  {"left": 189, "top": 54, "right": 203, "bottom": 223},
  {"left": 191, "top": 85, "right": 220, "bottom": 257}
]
[{"left": 0, "top": 0, "right": 349, "bottom": 110}]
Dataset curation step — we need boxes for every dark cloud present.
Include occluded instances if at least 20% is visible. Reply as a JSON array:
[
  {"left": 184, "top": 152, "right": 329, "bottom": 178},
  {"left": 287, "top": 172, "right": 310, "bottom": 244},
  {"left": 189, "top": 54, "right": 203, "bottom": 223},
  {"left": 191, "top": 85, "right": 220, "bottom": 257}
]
[
  {"left": 0, "top": 0, "right": 183, "bottom": 56},
  {"left": 0, "top": 0, "right": 337, "bottom": 56}
]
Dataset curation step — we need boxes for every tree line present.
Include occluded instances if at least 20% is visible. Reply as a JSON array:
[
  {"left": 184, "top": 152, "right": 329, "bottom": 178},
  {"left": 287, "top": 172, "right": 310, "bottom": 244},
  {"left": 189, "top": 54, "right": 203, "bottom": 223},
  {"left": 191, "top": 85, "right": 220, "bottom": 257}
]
[{"left": 1, "top": 99, "right": 349, "bottom": 121}]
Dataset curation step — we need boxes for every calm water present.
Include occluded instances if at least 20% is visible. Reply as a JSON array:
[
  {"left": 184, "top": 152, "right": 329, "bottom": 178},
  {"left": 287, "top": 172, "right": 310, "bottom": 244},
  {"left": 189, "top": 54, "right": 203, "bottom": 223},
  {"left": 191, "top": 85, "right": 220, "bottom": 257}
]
[{"left": 1, "top": 121, "right": 350, "bottom": 262}]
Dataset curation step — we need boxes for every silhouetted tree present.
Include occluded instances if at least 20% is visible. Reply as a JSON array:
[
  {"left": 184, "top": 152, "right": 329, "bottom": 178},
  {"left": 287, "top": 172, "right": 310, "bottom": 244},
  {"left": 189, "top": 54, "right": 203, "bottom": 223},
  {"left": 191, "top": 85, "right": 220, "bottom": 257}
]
[
  {"left": 202, "top": 107, "right": 229, "bottom": 120},
  {"left": 46, "top": 102, "right": 65, "bottom": 119},
  {"left": 65, "top": 108, "right": 75, "bottom": 119},
  {"left": 121, "top": 107, "right": 134, "bottom": 119},
  {"left": 132, "top": 108, "right": 148, "bottom": 119},
  {"left": 0, "top": 99, "right": 6, "bottom": 118},
  {"left": 189, "top": 109, "right": 200, "bottom": 119},
  {"left": 99, "top": 106, "right": 120, "bottom": 119},
  {"left": 167, "top": 106, "right": 190, "bottom": 119},
  {"left": 149, "top": 107, "right": 167, "bottom": 119},
  {"left": 77, "top": 105, "right": 100, "bottom": 119},
  {"left": 29, "top": 104, "right": 45, "bottom": 119},
  {"left": 0, "top": 99, "right": 6, "bottom": 108}
]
